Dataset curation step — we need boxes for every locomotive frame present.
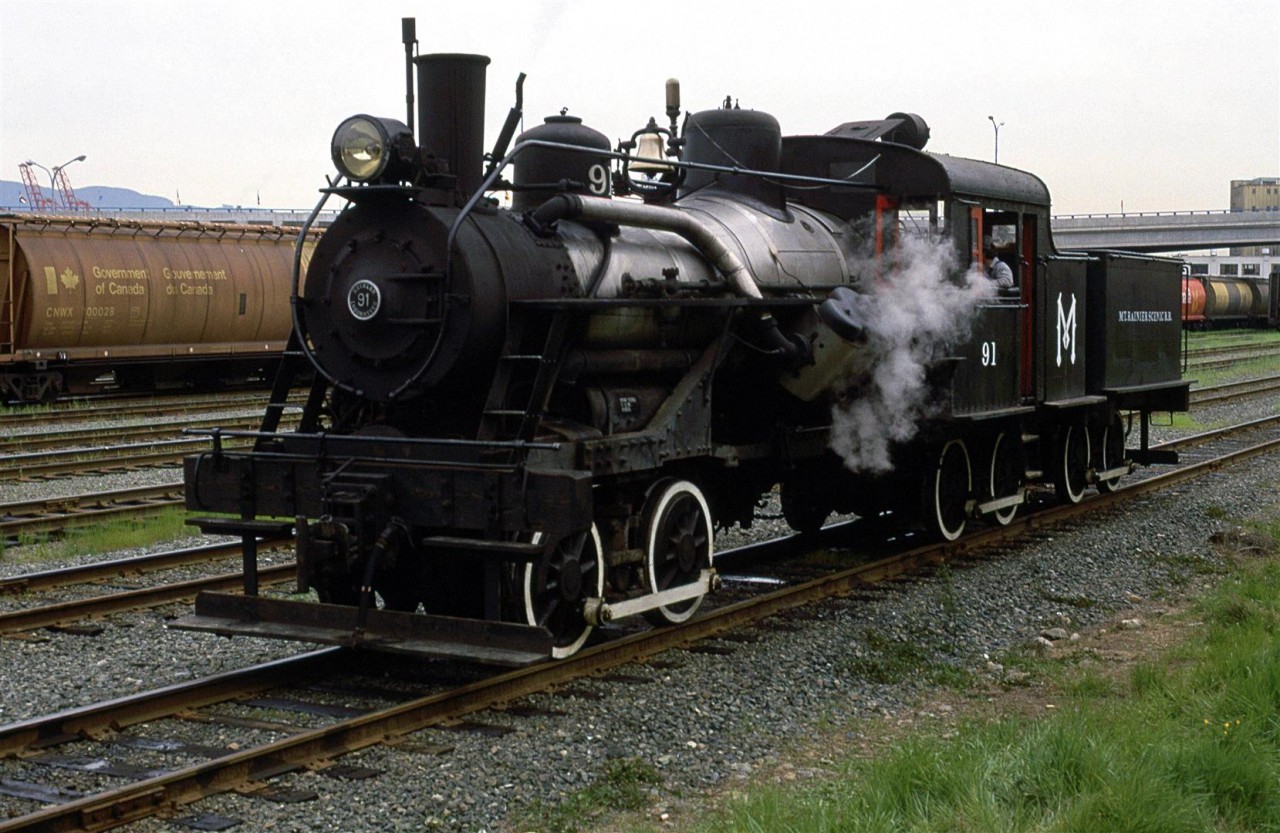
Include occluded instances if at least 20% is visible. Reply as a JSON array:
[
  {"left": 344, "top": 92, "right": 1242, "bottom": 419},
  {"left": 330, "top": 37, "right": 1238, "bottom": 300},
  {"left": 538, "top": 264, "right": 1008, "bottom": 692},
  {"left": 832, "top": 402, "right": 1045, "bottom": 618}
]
[{"left": 175, "top": 21, "right": 1189, "bottom": 664}]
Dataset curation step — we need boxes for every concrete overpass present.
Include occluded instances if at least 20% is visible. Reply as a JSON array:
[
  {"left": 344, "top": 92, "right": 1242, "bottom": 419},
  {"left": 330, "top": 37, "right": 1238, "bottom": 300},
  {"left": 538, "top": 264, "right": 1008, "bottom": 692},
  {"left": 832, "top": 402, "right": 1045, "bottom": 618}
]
[{"left": 1050, "top": 210, "right": 1280, "bottom": 253}]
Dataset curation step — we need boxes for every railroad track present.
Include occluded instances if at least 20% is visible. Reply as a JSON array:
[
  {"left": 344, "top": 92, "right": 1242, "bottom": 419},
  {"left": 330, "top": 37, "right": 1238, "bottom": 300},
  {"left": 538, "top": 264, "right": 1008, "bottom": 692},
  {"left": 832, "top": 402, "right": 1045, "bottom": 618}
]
[
  {"left": 0, "top": 415, "right": 285, "bottom": 454},
  {"left": 0, "top": 563, "right": 296, "bottom": 637},
  {"left": 1, "top": 392, "right": 283, "bottom": 428},
  {"left": 0, "top": 540, "right": 294, "bottom": 636},
  {"left": 1184, "top": 344, "right": 1280, "bottom": 371},
  {"left": 0, "top": 483, "right": 184, "bottom": 542},
  {"left": 0, "top": 542, "right": 252, "bottom": 596},
  {"left": 0, "top": 415, "right": 1277, "bottom": 830},
  {"left": 6, "top": 413, "right": 1276, "bottom": 644},
  {"left": 1, "top": 410, "right": 301, "bottom": 481},
  {"left": 1188, "top": 373, "right": 1280, "bottom": 406},
  {"left": 1184, "top": 339, "right": 1280, "bottom": 360},
  {"left": 0, "top": 440, "right": 212, "bottom": 482}
]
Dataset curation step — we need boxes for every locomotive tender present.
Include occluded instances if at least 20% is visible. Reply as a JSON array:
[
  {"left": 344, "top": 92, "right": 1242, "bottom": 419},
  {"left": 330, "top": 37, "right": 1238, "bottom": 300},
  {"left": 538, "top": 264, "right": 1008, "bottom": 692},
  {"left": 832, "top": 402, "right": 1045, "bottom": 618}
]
[
  {"left": 176, "top": 19, "right": 1189, "bottom": 663},
  {"left": 0, "top": 215, "right": 316, "bottom": 403}
]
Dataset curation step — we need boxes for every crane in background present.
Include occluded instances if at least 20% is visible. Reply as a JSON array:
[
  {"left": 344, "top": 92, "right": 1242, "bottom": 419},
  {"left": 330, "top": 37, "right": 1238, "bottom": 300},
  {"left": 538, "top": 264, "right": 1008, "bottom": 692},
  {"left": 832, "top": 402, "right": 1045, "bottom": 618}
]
[
  {"left": 17, "top": 162, "right": 57, "bottom": 211},
  {"left": 18, "top": 156, "right": 91, "bottom": 212}
]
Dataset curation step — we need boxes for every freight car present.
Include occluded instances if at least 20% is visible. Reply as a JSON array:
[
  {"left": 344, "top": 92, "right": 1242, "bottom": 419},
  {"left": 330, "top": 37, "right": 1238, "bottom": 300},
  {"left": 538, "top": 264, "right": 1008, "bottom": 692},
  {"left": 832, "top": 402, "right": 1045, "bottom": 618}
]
[
  {"left": 175, "top": 20, "right": 1190, "bottom": 664},
  {"left": 0, "top": 214, "right": 317, "bottom": 403},
  {"left": 1180, "top": 265, "right": 1277, "bottom": 328}
]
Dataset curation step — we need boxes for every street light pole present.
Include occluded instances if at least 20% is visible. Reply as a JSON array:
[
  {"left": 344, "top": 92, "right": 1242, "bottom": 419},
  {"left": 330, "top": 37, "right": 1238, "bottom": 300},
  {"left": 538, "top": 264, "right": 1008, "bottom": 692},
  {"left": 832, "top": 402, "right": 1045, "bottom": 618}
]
[
  {"left": 51, "top": 155, "right": 87, "bottom": 209},
  {"left": 52, "top": 154, "right": 86, "bottom": 182},
  {"left": 987, "top": 116, "right": 1003, "bottom": 165}
]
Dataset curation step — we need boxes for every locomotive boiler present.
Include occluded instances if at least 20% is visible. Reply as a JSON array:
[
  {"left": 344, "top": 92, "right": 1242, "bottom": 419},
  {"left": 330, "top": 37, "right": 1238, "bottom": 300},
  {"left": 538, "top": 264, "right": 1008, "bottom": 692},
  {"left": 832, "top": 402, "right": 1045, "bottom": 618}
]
[{"left": 176, "top": 19, "right": 1190, "bottom": 663}]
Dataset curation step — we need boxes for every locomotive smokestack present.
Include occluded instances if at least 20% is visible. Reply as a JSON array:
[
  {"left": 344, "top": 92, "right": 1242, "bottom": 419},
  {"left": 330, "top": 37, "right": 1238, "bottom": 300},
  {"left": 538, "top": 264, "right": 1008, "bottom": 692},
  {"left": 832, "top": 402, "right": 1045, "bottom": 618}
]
[{"left": 415, "top": 53, "right": 490, "bottom": 200}]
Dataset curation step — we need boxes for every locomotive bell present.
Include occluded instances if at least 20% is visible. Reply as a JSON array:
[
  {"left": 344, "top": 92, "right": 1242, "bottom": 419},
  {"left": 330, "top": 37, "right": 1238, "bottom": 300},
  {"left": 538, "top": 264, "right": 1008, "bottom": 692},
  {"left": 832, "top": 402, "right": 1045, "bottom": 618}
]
[
  {"left": 511, "top": 112, "right": 612, "bottom": 212},
  {"left": 630, "top": 130, "right": 670, "bottom": 173}
]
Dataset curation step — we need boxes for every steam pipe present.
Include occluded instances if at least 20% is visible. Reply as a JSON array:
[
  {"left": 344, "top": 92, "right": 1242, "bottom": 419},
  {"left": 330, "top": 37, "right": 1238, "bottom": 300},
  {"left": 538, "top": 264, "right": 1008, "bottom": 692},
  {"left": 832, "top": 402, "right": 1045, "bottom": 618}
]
[
  {"left": 527, "top": 193, "right": 809, "bottom": 362},
  {"left": 528, "top": 193, "right": 763, "bottom": 299}
]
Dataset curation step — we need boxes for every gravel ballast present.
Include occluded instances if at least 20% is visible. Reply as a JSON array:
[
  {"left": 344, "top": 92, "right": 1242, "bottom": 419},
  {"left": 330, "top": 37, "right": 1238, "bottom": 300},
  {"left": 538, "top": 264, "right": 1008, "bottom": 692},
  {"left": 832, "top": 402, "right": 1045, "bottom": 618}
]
[{"left": 0, "top": 395, "right": 1276, "bottom": 831}]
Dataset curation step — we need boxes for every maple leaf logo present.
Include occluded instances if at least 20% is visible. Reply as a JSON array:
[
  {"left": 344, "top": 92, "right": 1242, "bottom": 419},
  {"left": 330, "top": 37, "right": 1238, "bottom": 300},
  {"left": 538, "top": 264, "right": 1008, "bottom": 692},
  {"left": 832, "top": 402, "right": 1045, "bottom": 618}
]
[{"left": 59, "top": 268, "right": 80, "bottom": 290}]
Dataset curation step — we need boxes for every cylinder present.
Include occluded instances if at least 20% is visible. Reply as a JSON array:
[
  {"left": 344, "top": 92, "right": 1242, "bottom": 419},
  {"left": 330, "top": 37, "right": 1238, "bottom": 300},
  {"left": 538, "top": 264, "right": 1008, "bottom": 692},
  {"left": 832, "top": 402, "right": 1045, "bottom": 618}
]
[{"left": 415, "top": 53, "right": 490, "bottom": 200}]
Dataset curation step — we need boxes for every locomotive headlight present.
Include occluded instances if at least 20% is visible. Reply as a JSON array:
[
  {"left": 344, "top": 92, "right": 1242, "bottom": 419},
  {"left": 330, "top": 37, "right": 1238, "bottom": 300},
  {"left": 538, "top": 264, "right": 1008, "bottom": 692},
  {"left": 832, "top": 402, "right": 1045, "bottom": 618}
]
[{"left": 331, "top": 115, "right": 415, "bottom": 182}]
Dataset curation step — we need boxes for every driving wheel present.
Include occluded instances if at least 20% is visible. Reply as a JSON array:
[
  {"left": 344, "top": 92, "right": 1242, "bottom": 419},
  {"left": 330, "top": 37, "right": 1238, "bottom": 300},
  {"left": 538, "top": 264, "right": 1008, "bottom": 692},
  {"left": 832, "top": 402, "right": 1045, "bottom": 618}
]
[
  {"left": 523, "top": 526, "right": 605, "bottom": 659},
  {"left": 988, "top": 432, "right": 1022, "bottom": 526},
  {"left": 1053, "top": 423, "right": 1090, "bottom": 504},
  {"left": 643, "top": 479, "right": 713, "bottom": 626},
  {"left": 1095, "top": 414, "right": 1126, "bottom": 494},
  {"left": 929, "top": 439, "right": 971, "bottom": 542}
]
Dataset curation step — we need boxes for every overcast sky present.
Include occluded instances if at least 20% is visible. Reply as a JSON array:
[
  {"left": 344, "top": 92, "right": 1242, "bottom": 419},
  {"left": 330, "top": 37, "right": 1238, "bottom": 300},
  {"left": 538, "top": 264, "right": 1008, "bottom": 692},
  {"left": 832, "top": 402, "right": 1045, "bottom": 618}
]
[{"left": 2, "top": 0, "right": 1276, "bottom": 215}]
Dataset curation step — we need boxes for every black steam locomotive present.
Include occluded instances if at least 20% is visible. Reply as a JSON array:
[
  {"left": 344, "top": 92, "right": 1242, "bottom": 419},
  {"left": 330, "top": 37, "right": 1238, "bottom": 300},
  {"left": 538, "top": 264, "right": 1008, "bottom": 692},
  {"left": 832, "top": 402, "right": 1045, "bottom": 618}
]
[{"left": 176, "top": 20, "right": 1189, "bottom": 663}]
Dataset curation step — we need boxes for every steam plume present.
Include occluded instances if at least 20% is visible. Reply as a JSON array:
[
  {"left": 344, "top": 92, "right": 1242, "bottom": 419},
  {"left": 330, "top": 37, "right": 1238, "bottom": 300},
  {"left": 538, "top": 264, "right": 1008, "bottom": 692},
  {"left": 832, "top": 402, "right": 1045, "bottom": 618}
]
[{"left": 829, "top": 235, "right": 996, "bottom": 473}]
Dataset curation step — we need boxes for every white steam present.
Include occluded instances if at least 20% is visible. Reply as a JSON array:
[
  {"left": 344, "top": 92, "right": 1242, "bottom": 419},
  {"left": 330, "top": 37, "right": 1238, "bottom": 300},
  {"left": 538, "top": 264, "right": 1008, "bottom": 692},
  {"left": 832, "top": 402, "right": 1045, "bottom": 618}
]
[{"left": 829, "top": 235, "right": 996, "bottom": 473}]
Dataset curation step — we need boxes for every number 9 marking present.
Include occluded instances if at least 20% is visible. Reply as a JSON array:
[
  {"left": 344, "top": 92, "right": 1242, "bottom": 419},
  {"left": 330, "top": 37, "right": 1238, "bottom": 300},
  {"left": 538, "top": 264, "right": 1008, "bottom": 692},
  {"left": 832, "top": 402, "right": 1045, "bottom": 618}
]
[{"left": 587, "top": 164, "right": 609, "bottom": 195}]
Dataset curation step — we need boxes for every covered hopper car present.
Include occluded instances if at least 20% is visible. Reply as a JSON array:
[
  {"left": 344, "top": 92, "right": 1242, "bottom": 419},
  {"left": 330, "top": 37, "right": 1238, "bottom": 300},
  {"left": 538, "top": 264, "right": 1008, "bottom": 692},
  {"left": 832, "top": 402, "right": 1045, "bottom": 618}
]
[
  {"left": 1, "top": 215, "right": 317, "bottom": 403},
  {"left": 175, "top": 19, "right": 1191, "bottom": 664}
]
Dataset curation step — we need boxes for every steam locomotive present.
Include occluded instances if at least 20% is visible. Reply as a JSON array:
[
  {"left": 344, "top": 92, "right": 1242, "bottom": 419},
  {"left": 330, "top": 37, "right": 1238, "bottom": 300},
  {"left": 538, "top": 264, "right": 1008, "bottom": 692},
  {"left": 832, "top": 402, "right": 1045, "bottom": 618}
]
[{"left": 175, "top": 19, "right": 1189, "bottom": 663}]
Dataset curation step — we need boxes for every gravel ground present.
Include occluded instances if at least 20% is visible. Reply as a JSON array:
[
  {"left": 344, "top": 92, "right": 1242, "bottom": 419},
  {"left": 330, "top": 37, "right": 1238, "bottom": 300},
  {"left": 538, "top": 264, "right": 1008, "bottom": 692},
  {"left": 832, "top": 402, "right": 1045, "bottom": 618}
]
[{"left": 0, "top": 391, "right": 1277, "bottom": 832}]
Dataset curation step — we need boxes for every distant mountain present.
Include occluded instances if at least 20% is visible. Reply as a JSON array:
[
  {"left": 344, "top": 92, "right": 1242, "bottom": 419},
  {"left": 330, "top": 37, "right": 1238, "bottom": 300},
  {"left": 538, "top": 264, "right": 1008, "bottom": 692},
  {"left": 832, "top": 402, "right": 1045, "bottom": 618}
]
[{"left": 0, "top": 180, "right": 176, "bottom": 210}]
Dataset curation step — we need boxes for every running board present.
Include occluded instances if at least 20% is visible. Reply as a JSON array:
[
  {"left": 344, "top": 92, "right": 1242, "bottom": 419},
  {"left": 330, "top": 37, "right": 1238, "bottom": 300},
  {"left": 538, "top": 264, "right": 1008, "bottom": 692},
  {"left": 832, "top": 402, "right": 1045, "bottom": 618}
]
[
  {"left": 582, "top": 569, "right": 719, "bottom": 626},
  {"left": 169, "top": 592, "right": 553, "bottom": 666}
]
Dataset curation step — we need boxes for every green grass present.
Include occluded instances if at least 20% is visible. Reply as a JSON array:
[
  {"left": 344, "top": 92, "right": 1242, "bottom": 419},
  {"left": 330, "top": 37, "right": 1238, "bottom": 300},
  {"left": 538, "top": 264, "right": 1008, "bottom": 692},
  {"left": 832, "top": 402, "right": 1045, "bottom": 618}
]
[
  {"left": 1189, "top": 355, "right": 1280, "bottom": 388},
  {"left": 2, "top": 507, "right": 193, "bottom": 564},
  {"left": 515, "top": 757, "right": 663, "bottom": 833},
  {"left": 1182, "top": 329, "right": 1280, "bottom": 388},
  {"left": 1184, "top": 329, "right": 1280, "bottom": 351},
  {"left": 594, "top": 513, "right": 1280, "bottom": 833},
  {"left": 836, "top": 626, "right": 973, "bottom": 689}
]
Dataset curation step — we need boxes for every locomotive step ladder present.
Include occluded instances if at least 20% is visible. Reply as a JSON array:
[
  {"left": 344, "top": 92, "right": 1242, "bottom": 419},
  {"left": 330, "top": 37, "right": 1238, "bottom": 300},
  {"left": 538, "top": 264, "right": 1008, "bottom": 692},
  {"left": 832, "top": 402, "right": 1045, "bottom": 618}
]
[
  {"left": 477, "top": 308, "right": 573, "bottom": 446},
  {"left": 258, "top": 330, "right": 327, "bottom": 437}
]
